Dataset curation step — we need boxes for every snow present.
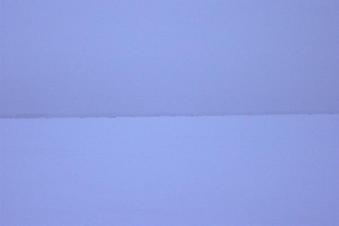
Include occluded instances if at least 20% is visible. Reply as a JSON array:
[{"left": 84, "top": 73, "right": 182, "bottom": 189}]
[{"left": 1, "top": 115, "right": 339, "bottom": 225}]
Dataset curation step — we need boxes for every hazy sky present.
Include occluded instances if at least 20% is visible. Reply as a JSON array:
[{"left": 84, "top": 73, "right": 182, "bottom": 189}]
[
  {"left": 1, "top": 116, "right": 339, "bottom": 225},
  {"left": 1, "top": 0, "right": 338, "bottom": 117}
]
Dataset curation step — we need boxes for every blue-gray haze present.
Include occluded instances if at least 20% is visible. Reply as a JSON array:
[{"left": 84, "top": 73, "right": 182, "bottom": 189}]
[{"left": 1, "top": 0, "right": 338, "bottom": 117}]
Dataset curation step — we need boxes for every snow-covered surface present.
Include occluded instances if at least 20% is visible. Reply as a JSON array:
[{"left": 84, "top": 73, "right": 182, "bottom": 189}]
[
  {"left": 1, "top": 0, "right": 339, "bottom": 117},
  {"left": 1, "top": 115, "right": 339, "bottom": 226}
]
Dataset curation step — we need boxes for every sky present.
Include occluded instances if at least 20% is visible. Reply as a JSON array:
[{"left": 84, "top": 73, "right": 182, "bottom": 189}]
[{"left": 1, "top": 0, "right": 338, "bottom": 117}]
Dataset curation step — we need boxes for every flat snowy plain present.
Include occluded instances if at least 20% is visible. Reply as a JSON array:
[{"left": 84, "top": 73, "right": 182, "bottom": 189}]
[{"left": 1, "top": 115, "right": 339, "bottom": 226}]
